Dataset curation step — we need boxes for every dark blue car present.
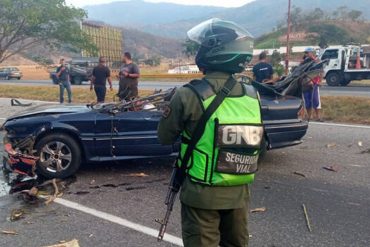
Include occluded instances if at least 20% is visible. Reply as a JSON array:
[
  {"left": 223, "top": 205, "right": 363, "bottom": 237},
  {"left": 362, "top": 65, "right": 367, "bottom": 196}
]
[{"left": 1, "top": 88, "right": 307, "bottom": 179}]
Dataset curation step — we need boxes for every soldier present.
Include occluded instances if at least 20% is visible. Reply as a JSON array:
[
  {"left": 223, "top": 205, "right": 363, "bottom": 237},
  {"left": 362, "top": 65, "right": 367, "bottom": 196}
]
[{"left": 158, "top": 18, "right": 263, "bottom": 247}]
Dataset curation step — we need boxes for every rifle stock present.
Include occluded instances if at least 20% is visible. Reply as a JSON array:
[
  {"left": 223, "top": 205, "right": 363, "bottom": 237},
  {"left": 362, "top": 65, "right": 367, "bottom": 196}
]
[{"left": 155, "top": 162, "right": 185, "bottom": 241}]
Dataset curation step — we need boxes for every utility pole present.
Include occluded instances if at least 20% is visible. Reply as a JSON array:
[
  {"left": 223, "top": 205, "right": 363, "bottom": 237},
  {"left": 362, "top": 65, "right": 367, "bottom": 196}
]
[{"left": 285, "top": 0, "right": 291, "bottom": 75}]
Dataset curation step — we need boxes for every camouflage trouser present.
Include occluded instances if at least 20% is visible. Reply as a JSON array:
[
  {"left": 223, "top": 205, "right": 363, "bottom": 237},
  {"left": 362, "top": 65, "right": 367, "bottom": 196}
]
[{"left": 181, "top": 203, "right": 249, "bottom": 247}]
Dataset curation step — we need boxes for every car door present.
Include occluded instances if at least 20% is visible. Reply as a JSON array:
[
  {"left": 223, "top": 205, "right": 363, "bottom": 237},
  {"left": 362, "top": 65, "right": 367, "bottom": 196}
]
[
  {"left": 93, "top": 110, "right": 116, "bottom": 159},
  {"left": 111, "top": 110, "right": 174, "bottom": 158}
]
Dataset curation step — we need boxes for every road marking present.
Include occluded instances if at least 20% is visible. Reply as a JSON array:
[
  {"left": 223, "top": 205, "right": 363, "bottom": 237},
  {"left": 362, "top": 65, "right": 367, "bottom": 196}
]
[
  {"left": 310, "top": 122, "right": 370, "bottom": 129},
  {"left": 54, "top": 198, "right": 183, "bottom": 246}
]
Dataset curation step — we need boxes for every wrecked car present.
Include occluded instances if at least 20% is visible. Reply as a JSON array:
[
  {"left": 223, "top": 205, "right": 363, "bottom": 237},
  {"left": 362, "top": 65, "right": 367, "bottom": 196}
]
[{"left": 1, "top": 61, "right": 323, "bottom": 179}]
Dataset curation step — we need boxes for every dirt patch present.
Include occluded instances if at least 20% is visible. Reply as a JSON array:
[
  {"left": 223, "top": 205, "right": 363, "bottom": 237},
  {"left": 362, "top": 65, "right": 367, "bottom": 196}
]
[
  {"left": 18, "top": 66, "right": 50, "bottom": 80},
  {"left": 321, "top": 96, "right": 370, "bottom": 125}
]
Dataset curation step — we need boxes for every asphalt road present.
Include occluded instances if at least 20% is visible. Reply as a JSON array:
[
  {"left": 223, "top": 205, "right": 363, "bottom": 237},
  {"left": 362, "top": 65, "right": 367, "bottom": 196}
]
[
  {"left": 0, "top": 122, "right": 369, "bottom": 247},
  {"left": 1, "top": 79, "right": 370, "bottom": 97}
]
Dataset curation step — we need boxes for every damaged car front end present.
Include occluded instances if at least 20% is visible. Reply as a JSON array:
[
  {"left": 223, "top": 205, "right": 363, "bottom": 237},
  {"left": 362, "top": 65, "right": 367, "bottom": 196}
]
[{"left": 2, "top": 133, "right": 39, "bottom": 194}]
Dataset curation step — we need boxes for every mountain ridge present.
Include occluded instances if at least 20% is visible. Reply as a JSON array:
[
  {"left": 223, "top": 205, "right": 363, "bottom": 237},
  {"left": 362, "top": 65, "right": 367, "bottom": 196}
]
[{"left": 84, "top": 0, "right": 370, "bottom": 38}]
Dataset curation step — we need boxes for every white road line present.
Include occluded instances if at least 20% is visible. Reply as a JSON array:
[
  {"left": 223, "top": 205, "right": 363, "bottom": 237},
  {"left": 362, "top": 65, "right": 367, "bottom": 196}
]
[
  {"left": 310, "top": 122, "right": 370, "bottom": 129},
  {"left": 54, "top": 198, "right": 183, "bottom": 246}
]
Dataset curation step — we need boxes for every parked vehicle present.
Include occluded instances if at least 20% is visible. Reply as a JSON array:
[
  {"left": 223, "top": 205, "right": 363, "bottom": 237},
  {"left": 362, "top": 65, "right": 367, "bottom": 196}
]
[
  {"left": 0, "top": 67, "right": 22, "bottom": 80},
  {"left": 168, "top": 65, "right": 200, "bottom": 74},
  {"left": 320, "top": 45, "right": 370, "bottom": 86},
  {"left": 50, "top": 57, "right": 99, "bottom": 85}
]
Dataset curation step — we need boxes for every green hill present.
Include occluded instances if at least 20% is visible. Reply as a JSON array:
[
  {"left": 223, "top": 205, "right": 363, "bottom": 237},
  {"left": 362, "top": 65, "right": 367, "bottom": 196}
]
[{"left": 256, "top": 19, "right": 370, "bottom": 49}]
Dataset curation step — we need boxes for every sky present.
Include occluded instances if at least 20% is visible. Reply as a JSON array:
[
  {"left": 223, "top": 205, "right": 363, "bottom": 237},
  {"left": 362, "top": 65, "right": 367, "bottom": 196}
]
[{"left": 65, "top": 0, "right": 255, "bottom": 8}]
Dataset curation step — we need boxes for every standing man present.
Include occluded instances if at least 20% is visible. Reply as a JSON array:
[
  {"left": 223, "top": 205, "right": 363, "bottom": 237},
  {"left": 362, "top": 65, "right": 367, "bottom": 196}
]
[
  {"left": 118, "top": 52, "right": 140, "bottom": 100},
  {"left": 56, "top": 58, "right": 72, "bottom": 104},
  {"left": 90, "top": 56, "right": 112, "bottom": 103},
  {"left": 158, "top": 18, "right": 263, "bottom": 247},
  {"left": 253, "top": 51, "right": 274, "bottom": 83},
  {"left": 302, "top": 47, "right": 322, "bottom": 121}
]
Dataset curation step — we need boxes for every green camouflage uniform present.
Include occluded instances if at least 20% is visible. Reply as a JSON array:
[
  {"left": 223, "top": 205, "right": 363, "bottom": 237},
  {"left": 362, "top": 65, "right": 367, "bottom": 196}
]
[{"left": 158, "top": 71, "right": 250, "bottom": 247}]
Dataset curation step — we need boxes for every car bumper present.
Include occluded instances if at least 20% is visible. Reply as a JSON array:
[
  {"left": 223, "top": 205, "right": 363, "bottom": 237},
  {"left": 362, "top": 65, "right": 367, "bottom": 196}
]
[{"left": 264, "top": 120, "right": 308, "bottom": 149}]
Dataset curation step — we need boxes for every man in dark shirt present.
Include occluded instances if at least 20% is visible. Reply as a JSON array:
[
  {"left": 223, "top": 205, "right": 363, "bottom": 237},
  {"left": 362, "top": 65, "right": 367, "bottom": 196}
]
[
  {"left": 118, "top": 52, "right": 140, "bottom": 100},
  {"left": 253, "top": 51, "right": 274, "bottom": 83},
  {"left": 56, "top": 58, "right": 72, "bottom": 104},
  {"left": 90, "top": 56, "right": 112, "bottom": 103}
]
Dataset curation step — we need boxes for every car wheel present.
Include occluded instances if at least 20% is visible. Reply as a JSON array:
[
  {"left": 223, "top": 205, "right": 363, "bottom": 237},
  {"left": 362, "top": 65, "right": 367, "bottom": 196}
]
[
  {"left": 17, "top": 77, "right": 21, "bottom": 80},
  {"left": 326, "top": 72, "right": 341, "bottom": 86},
  {"left": 35, "top": 134, "right": 81, "bottom": 178}
]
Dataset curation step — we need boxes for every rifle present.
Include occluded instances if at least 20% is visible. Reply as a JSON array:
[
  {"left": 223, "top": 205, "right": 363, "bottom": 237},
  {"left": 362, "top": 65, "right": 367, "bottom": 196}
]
[{"left": 155, "top": 164, "right": 185, "bottom": 241}]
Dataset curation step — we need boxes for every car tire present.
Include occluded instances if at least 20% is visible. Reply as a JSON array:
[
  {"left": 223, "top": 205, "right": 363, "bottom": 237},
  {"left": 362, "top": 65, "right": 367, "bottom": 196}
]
[
  {"left": 326, "top": 72, "right": 341, "bottom": 86},
  {"left": 17, "top": 77, "right": 21, "bottom": 80},
  {"left": 35, "top": 133, "right": 81, "bottom": 178}
]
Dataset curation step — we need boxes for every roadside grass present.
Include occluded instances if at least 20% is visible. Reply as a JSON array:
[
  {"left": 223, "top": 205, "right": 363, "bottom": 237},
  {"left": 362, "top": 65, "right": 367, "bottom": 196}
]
[
  {"left": 346, "top": 80, "right": 370, "bottom": 86},
  {"left": 321, "top": 96, "right": 370, "bottom": 125},
  {"left": 322, "top": 80, "right": 370, "bottom": 87},
  {"left": 0, "top": 85, "right": 369, "bottom": 125},
  {"left": 0, "top": 85, "right": 152, "bottom": 103}
]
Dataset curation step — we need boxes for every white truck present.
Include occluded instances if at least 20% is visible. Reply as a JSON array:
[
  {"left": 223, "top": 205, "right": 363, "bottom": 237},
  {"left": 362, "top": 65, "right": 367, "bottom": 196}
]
[
  {"left": 168, "top": 65, "right": 200, "bottom": 74},
  {"left": 320, "top": 45, "right": 370, "bottom": 86}
]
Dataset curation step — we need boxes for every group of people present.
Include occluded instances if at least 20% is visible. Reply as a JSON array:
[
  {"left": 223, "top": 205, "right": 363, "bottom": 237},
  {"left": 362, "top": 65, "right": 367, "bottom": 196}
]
[
  {"left": 252, "top": 48, "right": 322, "bottom": 121},
  {"left": 56, "top": 52, "right": 140, "bottom": 104}
]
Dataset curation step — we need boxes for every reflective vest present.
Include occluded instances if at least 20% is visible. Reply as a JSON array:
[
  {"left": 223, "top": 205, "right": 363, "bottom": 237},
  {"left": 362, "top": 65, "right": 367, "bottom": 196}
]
[{"left": 178, "top": 80, "right": 263, "bottom": 186}]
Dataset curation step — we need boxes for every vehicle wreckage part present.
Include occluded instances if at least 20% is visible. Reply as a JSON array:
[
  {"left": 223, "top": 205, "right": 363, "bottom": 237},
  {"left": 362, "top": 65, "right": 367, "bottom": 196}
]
[
  {"left": 35, "top": 134, "right": 81, "bottom": 179},
  {"left": 3, "top": 143, "right": 38, "bottom": 177},
  {"left": 10, "top": 99, "right": 32, "bottom": 107}
]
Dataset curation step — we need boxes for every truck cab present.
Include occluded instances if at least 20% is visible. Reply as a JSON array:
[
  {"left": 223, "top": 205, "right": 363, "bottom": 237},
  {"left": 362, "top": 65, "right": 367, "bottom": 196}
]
[{"left": 320, "top": 45, "right": 370, "bottom": 86}]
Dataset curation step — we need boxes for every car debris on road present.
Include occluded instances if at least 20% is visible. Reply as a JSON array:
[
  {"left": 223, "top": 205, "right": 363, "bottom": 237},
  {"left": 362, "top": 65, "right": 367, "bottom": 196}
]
[
  {"left": 1, "top": 229, "right": 18, "bottom": 235},
  {"left": 302, "top": 204, "right": 312, "bottom": 232},
  {"left": 323, "top": 165, "right": 339, "bottom": 172},
  {"left": 43, "top": 239, "right": 80, "bottom": 247}
]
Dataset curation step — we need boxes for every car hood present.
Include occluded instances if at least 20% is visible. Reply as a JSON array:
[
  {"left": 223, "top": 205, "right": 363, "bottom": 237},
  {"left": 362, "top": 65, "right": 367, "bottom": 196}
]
[{"left": 5, "top": 104, "right": 91, "bottom": 121}]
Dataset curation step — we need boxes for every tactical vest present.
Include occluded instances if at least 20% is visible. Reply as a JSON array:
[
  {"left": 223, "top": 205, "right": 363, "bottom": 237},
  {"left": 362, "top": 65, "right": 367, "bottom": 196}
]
[{"left": 178, "top": 79, "right": 263, "bottom": 186}]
